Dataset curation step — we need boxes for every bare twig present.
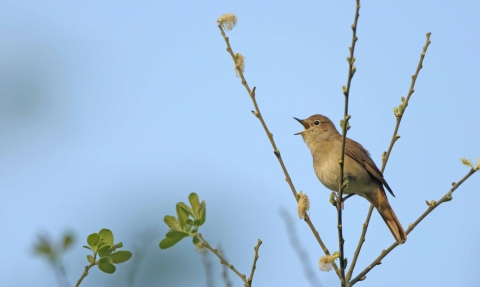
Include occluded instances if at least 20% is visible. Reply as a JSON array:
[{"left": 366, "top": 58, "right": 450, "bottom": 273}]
[
  {"left": 54, "top": 260, "right": 70, "bottom": 287},
  {"left": 201, "top": 252, "right": 215, "bottom": 287},
  {"left": 384, "top": 32, "right": 432, "bottom": 166},
  {"left": 345, "top": 32, "right": 432, "bottom": 283},
  {"left": 280, "top": 209, "right": 323, "bottom": 287},
  {"left": 217, "top": 21, "right": 297, "bottom": 200},
  {"left": 75, "top": 252, "right": 96, "bottom": 287},
  {"left": 349, "top": 168, "right": 477, "bottom": 286},
  {"left": 246, "top": 240, "right": 262, "bottom": 287},
  {"left": 217, "top": 16, "right": 340, "bottom": 278},
  {"left": 304, "top": 214, "right": 340, "bottom": 276},
  {"left": 196, "top": 233, "right": 248, "bottom": 285},
  {"left": 337, "top": 1, "right": 361, "bottom": 286},
  {"left": 218, "top": 246, "right": 232, "bottom": 287},
  {"left": 126, "top": 230, "right": 156, "bottom": 287},
  {"left": 345, "top": 205, "right": 373, "bottom": 282}
]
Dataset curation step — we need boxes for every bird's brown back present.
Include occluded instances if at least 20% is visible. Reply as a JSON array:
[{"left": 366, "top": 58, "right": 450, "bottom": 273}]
[{"left": 345, "top": 138, "right": 394, "bottom": 197}]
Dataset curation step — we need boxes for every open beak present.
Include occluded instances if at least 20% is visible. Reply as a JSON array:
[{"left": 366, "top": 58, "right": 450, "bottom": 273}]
[{"left": 294, "top": 117, "right": 308, "bottom": 135}]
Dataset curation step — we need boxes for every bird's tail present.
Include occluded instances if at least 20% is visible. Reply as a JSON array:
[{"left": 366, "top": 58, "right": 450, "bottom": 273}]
[{"left": 366, "top": 186, "right": 407, "bottom": 244}]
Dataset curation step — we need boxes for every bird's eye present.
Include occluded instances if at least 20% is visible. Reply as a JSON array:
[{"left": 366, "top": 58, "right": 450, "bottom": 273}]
[{"left": 313, "top": 121, "right": 320, "bottom": 125}]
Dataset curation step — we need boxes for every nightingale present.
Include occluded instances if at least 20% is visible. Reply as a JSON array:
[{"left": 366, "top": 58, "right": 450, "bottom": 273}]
[{"left": 295, "top": 114, "right": 407, "bottom": 244}]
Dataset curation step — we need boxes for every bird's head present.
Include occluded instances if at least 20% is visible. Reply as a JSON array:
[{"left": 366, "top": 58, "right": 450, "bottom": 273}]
[{"left": 294, "top": 114, "right": 339, "bottom": 146}]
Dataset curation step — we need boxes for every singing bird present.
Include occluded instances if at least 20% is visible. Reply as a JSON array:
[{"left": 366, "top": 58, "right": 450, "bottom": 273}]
[{"left": 295, "top": 114, "right": 407, "bottom": 244}]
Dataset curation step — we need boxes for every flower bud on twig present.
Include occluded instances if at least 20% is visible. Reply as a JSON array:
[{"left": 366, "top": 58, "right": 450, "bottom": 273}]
[
  {"left": 460, "top": 158, "right": 473, "bottom": 168},
  {"left": 217, "top": 13, "right": 237, "bottom": 31},
  {"left": 234, "top": 53, "right": 245, "bottom": 77},
  {"left": 297, "top": 192, "right": 310, "bottom": 219},
  {"left": 318, "top": 252, "right": 340, "bottom": 272}
]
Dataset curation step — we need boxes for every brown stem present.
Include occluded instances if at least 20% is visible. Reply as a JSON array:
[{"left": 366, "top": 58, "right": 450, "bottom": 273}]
[
  {"left": 246, "top": 239, "right": 262, "bottom": 287},
  {"left": 349, "top": 168, "right": 477, "bottom": 286},
  {"left": 346, "top": 32, "right": 432, "bottom": 283},
  {"left": 304, "top": 214, "right": 340, "bottom": 276},
  {"left": 280, "top": 210, "right": 323, "bottom": 287},
  {"left": 53, "top": 259, "right": 71, "bottom": 287},
  {"left": 197, "top": 233, "right": 248, "bottom": 284},
  {"left": 201, "top": 250, "right": 214, "bottom": 287},
  {"left": 345, "top": 204, "right": 373, "bottom": 282},
  {"left": 217, "top": 246, "right": 233, "bottom": 287},
  {"left": 75, "top": 252, "right": 96, "bottom": 287},
  {"left": 217, "top": 19, "right": 341, "bottom": 279},
  {"left": 337, "top": 1, "right": 361, "bottom": 286},
  {"left": 217, "top": 24, "right": 297, "bottom": 200}
]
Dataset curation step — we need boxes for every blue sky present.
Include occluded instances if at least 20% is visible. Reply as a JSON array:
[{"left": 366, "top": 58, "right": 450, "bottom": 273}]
[{"left": 1, "top": 1, "right": 479, "bottom": 287}]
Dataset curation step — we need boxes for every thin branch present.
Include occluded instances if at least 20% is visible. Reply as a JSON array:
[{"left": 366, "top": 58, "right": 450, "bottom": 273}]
[
  {"left": 75, "top": 252, "right": 96, "bottom": 287},
  {"left": 197, "top": 233, "right": 247, "bottom": 285},
  {"left": 337, "top": 1, "right": 360, "bottom": 286},
  {"left": 218, "top": 246, "right": 233, "bottom": 287},
  {"left": 53, "top": 259, "right": 70, "bottom": 287},
  {"left": 201, "top": 252, "right": 215, "bottom": 287},
  {"left": 304, "top": 214, "right": 340, "bottom": 276},
  {"left": 349, "top": 168, "right": 478, "bottom": 286},
  {"left": 346, "top": 32, "right": 432, "bottom": 282},
  {"left": 280, "top": 209, "right": 323, "bottom": 287},
  {"left": 246, "top": 239, "right": 262, "bottom": 287},
  {"left": 383, "top": 32, "right": 432, "bottom": 166},
  {"left": 217, "top": 18, "right": 340, "bottom": 279},
  {"left": 125, "top": 230, "right": 156, "bottom": 287},
  {"left": 345, "top": 204, "right": 373, "bottom": 282},
  {"left": 405, "top": 169, "right": 476, "bottom": 234},
  {"left": 217, "top": 22, "right": 296, "bottom": 200}
]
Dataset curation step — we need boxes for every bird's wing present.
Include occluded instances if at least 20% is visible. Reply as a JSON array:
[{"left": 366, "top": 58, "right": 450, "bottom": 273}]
[{"left": 345, "top": 138, "right": 395, "bottom": 197}]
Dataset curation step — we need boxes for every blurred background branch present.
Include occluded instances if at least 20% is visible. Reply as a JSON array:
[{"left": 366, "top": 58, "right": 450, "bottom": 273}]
[{"left": 280, "top": 209, "right": 323, "bottom": 287}]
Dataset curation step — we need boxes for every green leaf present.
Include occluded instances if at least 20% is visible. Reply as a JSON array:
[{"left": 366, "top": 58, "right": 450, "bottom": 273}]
[
  {"left": 178, "top": 202, "right": 194, "bottom": 216},
  {"left": 98, "top": 229, "right": 114, "bottom": 246},
  {"left": 87, "top": 233, "right": 100, "bottom": 249},
  {"left": 192, "top": 236, "right": 201, "bottom": 244},
  {"left": 176, "top": 203, "right": 191, "bottom": 229},
  {"left": 98, "top": 245, "right": 113, "bottom": 258},
  {"left": 99, "top": 256, "right": 113, "bottom": 264},
  {"left": 159, "top": 237, "right": 184, "bottom": 249},
  {"left": 193, "top": 219, "right": 202, "bottom": 226},
  {"left": 83, "top": 246, "right": 93, "bottom": 251},
  {"left": 87, "top": 255, "right": 94, "bottom": 264},
  {"left": 98, "top": 262, "right": 116, "bottom": 274},
  {"left": 198, "top": 201, "right": 206, "bottom": 226},
  {"left": 164, "top": 215, "right": 180, "bottom": 230},
  {"left": 109, "top": 242, "right": 123, "bottom": 253},
  {"left": 97, "top": 241, "right": 108, "bottom": 250},
  {"left": 62, "top": 234, "right": 74, "bottom": 250},
  {"left": 166, "top": 231, "right": 190, "bottom": 239},
  {"left": 192, "top": 236, "right": 203, "bottom": 248},
  {"left": 109, "top": 251, "right": 132, "bottom": 264},
  {"left": 33, "top": 237, "right": 52, "bottom": 255},
  {"left": 188, "top": 192, "right": 200, "bottom": 214}
]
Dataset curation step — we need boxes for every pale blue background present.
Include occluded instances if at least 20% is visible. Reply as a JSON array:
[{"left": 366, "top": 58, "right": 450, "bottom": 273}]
[{"left": 1, "top": 1, "right": 479, "bottom": 287}]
